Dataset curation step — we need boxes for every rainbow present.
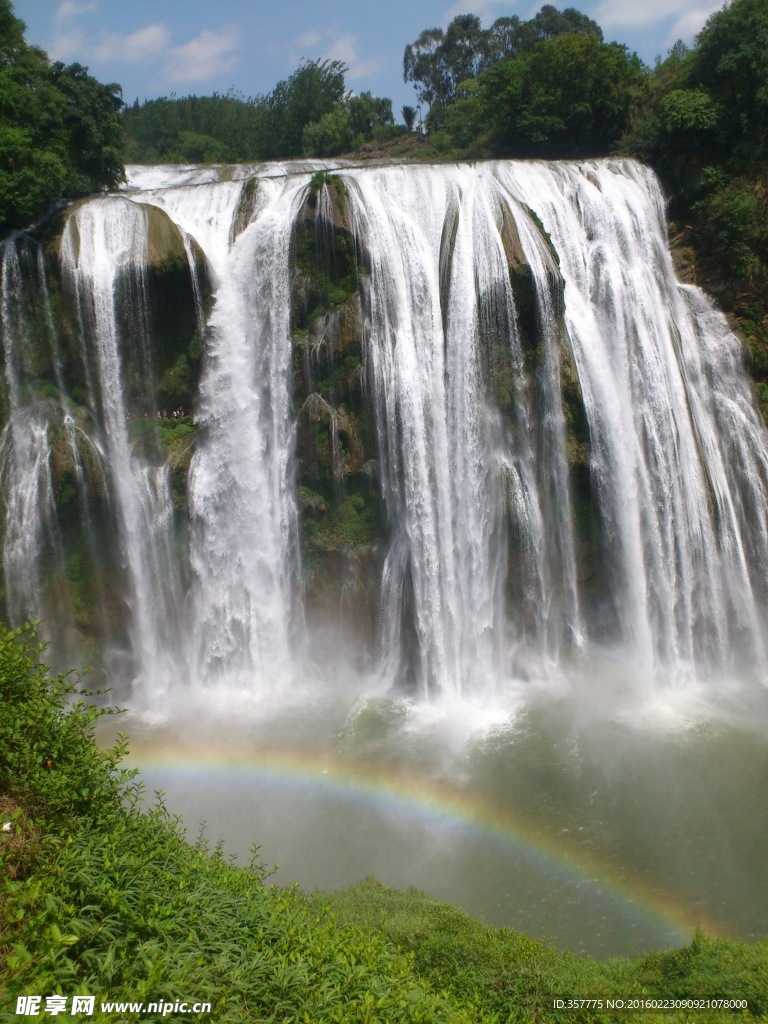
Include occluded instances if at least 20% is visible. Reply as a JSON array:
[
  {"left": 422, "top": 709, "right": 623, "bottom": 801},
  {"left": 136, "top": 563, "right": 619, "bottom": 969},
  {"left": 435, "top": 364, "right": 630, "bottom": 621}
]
[{"left": 125, "top": 736, "right": 721, "bottom": 949}]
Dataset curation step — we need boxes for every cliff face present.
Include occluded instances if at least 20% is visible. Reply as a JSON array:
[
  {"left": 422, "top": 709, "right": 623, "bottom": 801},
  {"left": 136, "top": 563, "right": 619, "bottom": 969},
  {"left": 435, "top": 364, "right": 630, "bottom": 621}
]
[{"left": 289, "top": 175, "right": 387, "bottom": 647}]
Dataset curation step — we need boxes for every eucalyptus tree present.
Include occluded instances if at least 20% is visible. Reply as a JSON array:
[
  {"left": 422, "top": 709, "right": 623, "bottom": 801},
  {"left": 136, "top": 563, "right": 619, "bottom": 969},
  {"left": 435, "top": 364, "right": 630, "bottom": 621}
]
[{"left": 403, "top": 5, "right": 605, "bottom": 117}]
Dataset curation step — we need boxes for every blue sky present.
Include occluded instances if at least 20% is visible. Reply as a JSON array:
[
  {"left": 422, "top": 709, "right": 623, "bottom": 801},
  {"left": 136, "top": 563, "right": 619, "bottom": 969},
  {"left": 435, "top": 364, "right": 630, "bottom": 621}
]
[{"left": 14, "top": 0, "right": 724, "bottom": 120}]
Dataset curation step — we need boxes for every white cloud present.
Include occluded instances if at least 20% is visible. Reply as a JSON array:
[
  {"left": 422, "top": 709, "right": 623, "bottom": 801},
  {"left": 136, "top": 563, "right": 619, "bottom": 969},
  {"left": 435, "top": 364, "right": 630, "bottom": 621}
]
[
  {"left": 296, "top": 30, "right": 324, "bottom": 48},
  {"left": 50, "top": 0, "right": 96, "bottom": 60},
  {"left": 593, "top": 0, "right": 718, "bottom": 31},
  {"left": 94, "top": 24, "right": 171, "bottom": 64},
  {"left": 665, "top": 4, "right": 722, "bottom": 44},
  {"left": 48, "top": 10, "right": 241, "bottom": 87},
  {"left": 48, "top": 27, "right": 87, "bottom": 62},
  {"left": 164, "top": 26, "right": 241, "bottom": 84},
  {"left": 291, "top": 30, "right": 380, "bottom": 81},
  {"left": 56, "top": 0, "right": 98, "bottom": 19},
  {"left": 444, "top": 0, "right": 508, "bottom": 21}
]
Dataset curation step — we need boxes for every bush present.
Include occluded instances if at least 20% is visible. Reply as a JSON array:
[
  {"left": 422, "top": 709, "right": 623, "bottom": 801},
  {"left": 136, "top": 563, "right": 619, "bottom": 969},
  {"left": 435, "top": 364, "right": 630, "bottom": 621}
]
[{"left": 0, "top": 623, "right": 130, "bottom": 826}]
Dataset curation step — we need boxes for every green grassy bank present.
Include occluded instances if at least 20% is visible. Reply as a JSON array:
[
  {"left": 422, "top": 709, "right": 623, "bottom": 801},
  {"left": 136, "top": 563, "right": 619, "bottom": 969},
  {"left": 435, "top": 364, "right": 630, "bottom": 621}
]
[{"left": 2, "top": 624, "right": 767, "bottom": 1023}]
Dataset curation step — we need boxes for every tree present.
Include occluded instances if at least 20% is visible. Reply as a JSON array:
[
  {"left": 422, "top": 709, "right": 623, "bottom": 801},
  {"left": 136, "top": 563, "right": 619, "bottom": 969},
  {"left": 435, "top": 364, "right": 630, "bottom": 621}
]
[
  {"left": 121, "top": 91, "right": 271, "bottom": 163},
  {"left": 0, "top": 0, "right": 26, "bottom": 58},
  {"left": 486, "top": 17, "right": 527, "bottom": 62},
  {"left": 164, "top": 129, "right": 234, "bottom": 164},
  {"left": 403, "top": 5, "right": 605, "bottom": 118},
  {"left": 402, "top": 105, "right": 417, "bottom": 131},
  {"left": 403, "top": 27, "right": 446, "bottom": 109},
  {"left": 687, "top": 0, "right": 768, "bottom": 165},
  {"left": 0, "top": 0, "right": 125, "bottom": 234},
  {"left": 302, "top": 91, "right": 394, "bottom": 157},
  {"left": 528, "top": 5, "right": 603, "bottom": 42},
  {"left": 347, "top": 91, "right": 393, "bottom": 139},
  {"left": 50, "top": 62, "right": 123, "bottom": 194},
  {"left": 441, "top": 15, "right": 489, "bottom": 89},
  {"left": 302, "top": 106, "right": 354, "bottom": 157},
  {"left": 473, "top": 34, "right": 645, "bottom": 158},
  {"left": 268, "top": 59, "right": 347, "bottom": 157}
]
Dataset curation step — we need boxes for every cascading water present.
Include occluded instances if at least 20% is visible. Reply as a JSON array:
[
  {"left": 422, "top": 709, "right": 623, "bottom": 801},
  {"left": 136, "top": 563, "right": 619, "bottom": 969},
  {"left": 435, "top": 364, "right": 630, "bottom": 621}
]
[
  {"left": 58, "top": 198, "right": 183, "bottom": 696},
  {"left": 0, "top": 242, "right": 63, "bottom": 629},
  {"left": 183, "top": 178, "right": 304, "bottom": 690},
  {"left": 346, "top": 164, "right": 582, "bottom": 697},
  {"left": 127, "top": 173, "right": 310, "bottom": 691},
  {"left": 1, "top": 158, "right": 767, "bottom": 702},
  {"left": 500, "top": 160, "right": 768, "bottom": 682}
]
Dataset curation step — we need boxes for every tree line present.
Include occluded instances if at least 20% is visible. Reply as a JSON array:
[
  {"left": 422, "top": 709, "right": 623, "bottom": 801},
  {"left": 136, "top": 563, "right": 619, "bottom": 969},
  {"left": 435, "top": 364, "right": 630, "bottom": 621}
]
[{"left": 121, "top": 62, "right": 394, "bottom": 165}]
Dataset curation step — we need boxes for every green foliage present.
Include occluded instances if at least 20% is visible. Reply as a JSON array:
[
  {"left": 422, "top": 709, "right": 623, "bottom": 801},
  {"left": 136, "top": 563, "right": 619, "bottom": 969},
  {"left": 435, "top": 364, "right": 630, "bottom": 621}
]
[
  {"left": 688, "top": 0, "right": 768, "bottom": 166},
  {"left": 636, "top": 931, "right": 768, "bottom": 1017},
  {"left": 693, "top": 176, "right": 768, "bottom": 283},
  {"left": 304, "top": 487, "right": 383, "bottom": 552},
  {"left": 164, "top": 129, "right": 234, "bottom": 164},
  {"left": 403, "top": 5, "right": 603, "bottom": 117},
  {"left": 303, "top": 106, "right": 355, "bottom": 157},
  {"left": 159, "top": 415, "right": 195, "bottom": 450},
  {"left": 320, "top": 881, "right": 768, "bottom": 1023},
  {"left": 402, "top": 105, "right": 417, "bottom": 130},
  {"left": 0, "top": 623, "right": 130, "bottom": 825},
  {"left": 158, "top": 353, "right": 193, "bottom": 406},
  {"left": 291, "top": 210, "right": 358, "bottom": 333},
  {"left": 123, "top": 60, "right": 352, "bottom": 163},
  {"left": 266, "top": 59, "right": 347, "bottom": 158},
  {"left": 466, "top": 34, "right": 644, "bottom": 157},
  {"left": 303, "top": 92, "right": 394, "bottom": 157},
  {"left": 48, "top": 62, "right": 123, "bottom": 196},
  {"left": 348, "top": 92, "right": 394, "bottom": 141},
  {"left": 0, "top": 126, "right": 68, "bottom": 229},
  {"left": 122, "top": 91, "right": 267, "bottom": 163},
  {"left": 0, "top": 1, "right": 123, "bottom": 234},
  {"left": 657, "top": 88, "right": 719, "bottom": 137}
]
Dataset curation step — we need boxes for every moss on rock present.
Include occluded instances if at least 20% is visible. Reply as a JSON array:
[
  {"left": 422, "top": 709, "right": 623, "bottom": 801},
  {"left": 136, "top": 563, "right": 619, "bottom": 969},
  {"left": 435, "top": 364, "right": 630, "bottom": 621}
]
[{"left": 289, "top": 179, "right": 386, "bottom": 643}]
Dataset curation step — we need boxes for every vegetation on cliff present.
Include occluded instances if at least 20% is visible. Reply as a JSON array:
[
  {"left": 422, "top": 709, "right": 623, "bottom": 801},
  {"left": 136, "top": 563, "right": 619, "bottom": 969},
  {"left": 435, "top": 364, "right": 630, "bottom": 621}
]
[
  {"left": 622, "top": 0, "right": 768, "bottom": 418},
  {"left": 289, "top": 174, "right": 386, "bottom": 638}
]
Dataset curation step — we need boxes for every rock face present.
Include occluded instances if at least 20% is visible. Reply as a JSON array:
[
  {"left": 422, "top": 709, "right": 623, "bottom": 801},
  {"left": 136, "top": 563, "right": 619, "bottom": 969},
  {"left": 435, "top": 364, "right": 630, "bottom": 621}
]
[{"left": 289, "top": 175, "right": 386, "bottom": 646}]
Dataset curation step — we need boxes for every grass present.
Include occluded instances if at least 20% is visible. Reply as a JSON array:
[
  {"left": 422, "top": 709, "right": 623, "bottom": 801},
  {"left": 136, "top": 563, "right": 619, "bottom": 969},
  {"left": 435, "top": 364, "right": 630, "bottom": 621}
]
[{"left": 2, "top": 622, "right": 767, "bottom": 1022}]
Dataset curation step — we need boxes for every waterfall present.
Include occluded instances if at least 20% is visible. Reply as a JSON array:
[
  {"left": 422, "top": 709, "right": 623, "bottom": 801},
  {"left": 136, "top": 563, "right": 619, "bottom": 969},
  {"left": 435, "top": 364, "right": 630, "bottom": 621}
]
[
  {"left": 182, "top": 178, "right": 304, "bottom": 689},
  {"left": 59, "top": 198, "right": 183, "bottom": 696},
  {"left": 1, "top": 158, "right": 767, "bottom": 704},
  {"left": 345, "top": 164, "right": 581, "bottom": 697},
  {"left": 498, "top": 160, "right": 768, "bottom": 681},
  {"left": 0, "top": 243, "right": 62, "bottom": 628},
  {"left": 125, "top": 172, "right": 308, "bottom": 690}
]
